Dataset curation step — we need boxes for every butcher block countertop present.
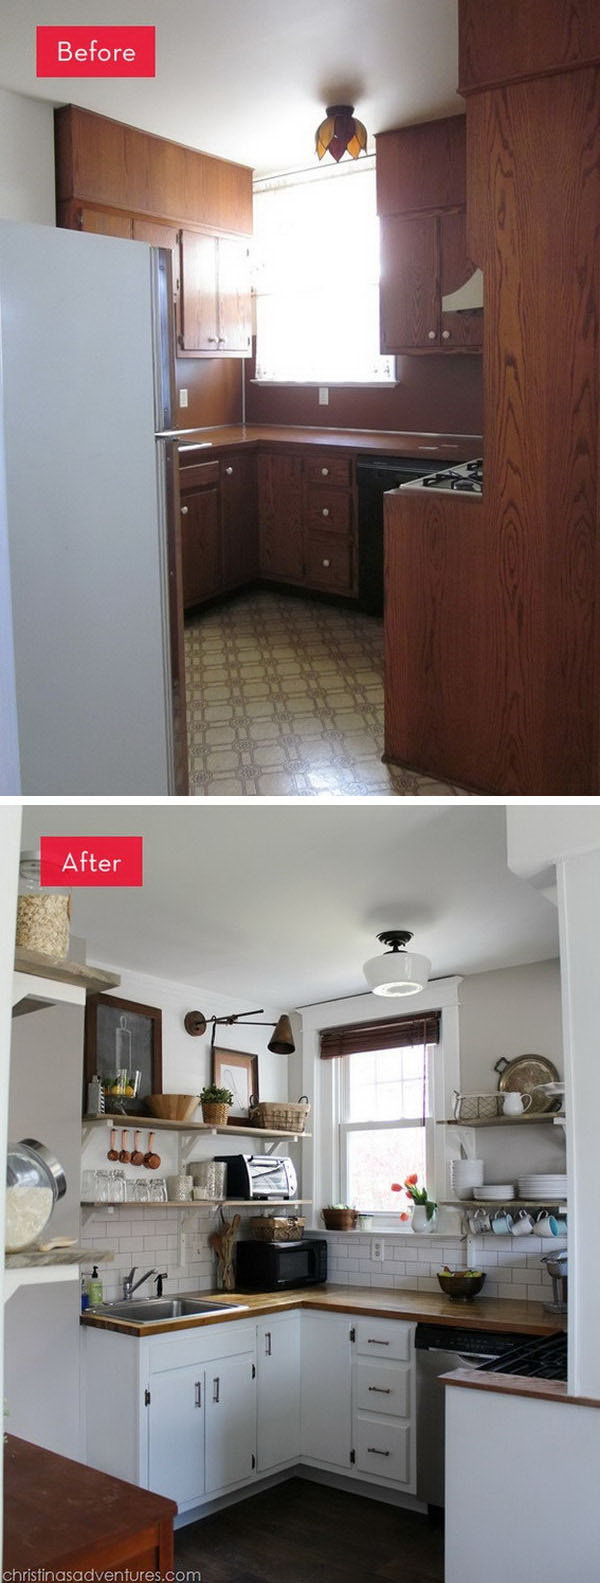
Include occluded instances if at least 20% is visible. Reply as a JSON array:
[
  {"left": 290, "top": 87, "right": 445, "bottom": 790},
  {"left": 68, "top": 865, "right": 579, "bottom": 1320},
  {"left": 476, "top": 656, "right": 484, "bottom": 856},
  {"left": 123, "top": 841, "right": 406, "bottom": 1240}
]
[
  {"left": 3, "top": 1434, "right": 176, "bottom": 1571},
  {"left": 444, "top": 1369, "right": 591, "bottom": 1411},
  {"left": 160, "top": 422, "right": 482, "bottom": 461},
  {"left": 81, "top": 1283, "right": 560, "bottom": 1339}
]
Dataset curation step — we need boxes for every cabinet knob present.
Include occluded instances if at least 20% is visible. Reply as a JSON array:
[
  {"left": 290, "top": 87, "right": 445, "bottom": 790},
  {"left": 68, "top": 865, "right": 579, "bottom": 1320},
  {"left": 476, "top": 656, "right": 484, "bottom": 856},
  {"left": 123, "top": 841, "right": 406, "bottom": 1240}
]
[
  {"left": 225, "top": 466, "right": 233, "bottom": 475},
  {"left": 218, "top": 336, "right": 227, "bottom": 345},
  {"left": 181, "top": 505, "right": 189, "bottom": 515},
  {"left": 321, "top": 467, "right": 329, "bottom": 476},
  {"left": 322, "top": 558, "right": 331, "bottom": 568},
  {"left": 207, "top": 336, "right": 218, "bottom": 344},
  {"left": 322, "top": 507, "right": 330, "bottom": 517},
  {"left": 442, "top": 329, "right": 451, "bottom": 341},
  {"left": 427, "top": 330, "right": 436, "bottom": 340}
]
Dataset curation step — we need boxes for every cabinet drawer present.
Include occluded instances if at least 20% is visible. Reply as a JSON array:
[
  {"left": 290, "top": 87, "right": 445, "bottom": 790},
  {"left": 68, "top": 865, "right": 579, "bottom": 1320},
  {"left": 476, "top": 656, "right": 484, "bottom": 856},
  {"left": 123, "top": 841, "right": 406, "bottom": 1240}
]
[
  {"left": 305, "top": 456, "right": 352, "bottom": 488},
  {"left": 354, "top": 1360, "right": 410, "bottom": 1418},
  {"left": 354, "top": 1412, "right": 411, "bottom": 1483},
  {"left": 306, "top": 489, "right": 351, "bottom": 534},
  {"left": 305, "top": 534, "right": 353, "bottom": 594},
  {"left": 179, "top": 460, "right": 220, "bottom": 488},
  {"left": 354, "top": 1318, "right": 413, "bottom": 1360}
]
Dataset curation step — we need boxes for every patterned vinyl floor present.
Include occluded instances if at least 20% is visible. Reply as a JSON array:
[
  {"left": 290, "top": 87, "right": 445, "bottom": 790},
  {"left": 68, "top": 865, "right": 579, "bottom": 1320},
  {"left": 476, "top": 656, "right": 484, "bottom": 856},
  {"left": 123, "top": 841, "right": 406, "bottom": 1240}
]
[{"left": 185, "top": 590, "right": 467, "bottom": 798}]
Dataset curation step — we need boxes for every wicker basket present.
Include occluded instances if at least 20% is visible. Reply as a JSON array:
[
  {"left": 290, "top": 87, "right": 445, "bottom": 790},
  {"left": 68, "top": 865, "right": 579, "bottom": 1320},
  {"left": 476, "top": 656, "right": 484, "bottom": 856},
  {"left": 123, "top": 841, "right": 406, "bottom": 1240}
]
[
  {"left": 249, "top": 1095, "right": 310, "bottom": 1133},
  {"left": 248, "top": 1216, "right": 305, "bottom": 1242},
  {"left": 201, "top": 1101, "right": 231, "bottom": 1126},
  {"left": 452, "top": 1091, "right": 502, "bottom": 1122}
]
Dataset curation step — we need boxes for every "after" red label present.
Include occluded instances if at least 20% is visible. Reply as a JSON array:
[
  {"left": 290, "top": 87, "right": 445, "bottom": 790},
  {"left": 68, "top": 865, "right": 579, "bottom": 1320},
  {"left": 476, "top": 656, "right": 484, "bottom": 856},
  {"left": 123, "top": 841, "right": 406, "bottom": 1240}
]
[
  {"left": 40, "top": 837, "right": 144, "bottom": 887},
  {"left": 36, "top": 27, "right": 156, "bottom": 77}
]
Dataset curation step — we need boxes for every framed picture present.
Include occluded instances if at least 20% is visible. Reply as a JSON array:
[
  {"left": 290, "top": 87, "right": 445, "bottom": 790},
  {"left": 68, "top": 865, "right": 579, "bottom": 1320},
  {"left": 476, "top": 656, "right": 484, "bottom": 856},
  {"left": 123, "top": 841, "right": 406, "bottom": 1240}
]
[
  {"left": 213, "top": 1047, "right": 259, "bottom": 1121},
  {"left": 84, "top": 993, "right": 162, "bottom": 1114}
]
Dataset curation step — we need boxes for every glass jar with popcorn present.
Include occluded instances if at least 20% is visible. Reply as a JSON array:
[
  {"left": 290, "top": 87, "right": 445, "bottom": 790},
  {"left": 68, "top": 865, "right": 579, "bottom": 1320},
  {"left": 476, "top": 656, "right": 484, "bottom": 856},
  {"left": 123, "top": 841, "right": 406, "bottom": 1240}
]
[{"left": 16, "top": 851, "right": 71, "bottom": 958}]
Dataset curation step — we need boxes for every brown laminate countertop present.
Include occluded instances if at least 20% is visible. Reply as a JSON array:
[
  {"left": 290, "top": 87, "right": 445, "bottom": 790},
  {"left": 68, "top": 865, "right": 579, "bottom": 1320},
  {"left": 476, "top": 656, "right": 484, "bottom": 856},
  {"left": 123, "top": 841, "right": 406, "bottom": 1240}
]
[
  {"left": 3, "top": 1434, "right": 176, "bottom": 1568},
  {"left": 159, "top": 422, "right": 483, "bottom": 461},
  {"left": 443, "top": 1368, "right": 598, "bottom": 1411},
  {"left": 81, "top": 1282, "right": 561, "bottom": 1339}
]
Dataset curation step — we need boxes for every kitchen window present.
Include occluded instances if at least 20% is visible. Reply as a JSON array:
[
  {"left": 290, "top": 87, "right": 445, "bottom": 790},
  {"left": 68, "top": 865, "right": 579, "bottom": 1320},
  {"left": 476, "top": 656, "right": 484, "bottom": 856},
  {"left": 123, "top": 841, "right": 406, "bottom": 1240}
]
[
  {"left": 253, "top": 158, "right": 395, "bottom": 386},
  {"left": 321, "top": 1012, "right": 441, "bottom": 1220}
]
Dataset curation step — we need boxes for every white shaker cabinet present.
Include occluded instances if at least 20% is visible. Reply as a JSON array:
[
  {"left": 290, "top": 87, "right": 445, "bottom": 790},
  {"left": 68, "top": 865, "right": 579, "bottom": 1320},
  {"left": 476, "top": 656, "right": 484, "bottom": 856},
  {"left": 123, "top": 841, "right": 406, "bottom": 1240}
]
[
  {"left": 300, "top": 1310, "right": 353, "bottom": 1471},
  {"left": 148, "top": 1363, "right": 205, "bottom": 1506},
  {"left": 204, "top": 1347, "right": 256, "bottom": 1492},
  {"left": 257, "top": 1311, "right": 301, "bottom": 1472}
]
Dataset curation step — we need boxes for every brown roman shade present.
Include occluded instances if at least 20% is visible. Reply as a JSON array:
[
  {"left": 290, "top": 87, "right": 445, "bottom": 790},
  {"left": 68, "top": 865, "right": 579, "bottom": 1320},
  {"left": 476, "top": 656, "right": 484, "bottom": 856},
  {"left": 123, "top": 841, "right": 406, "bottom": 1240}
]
[{"left": 320, "top": 1011, "right": 441, "bottom": 1060}]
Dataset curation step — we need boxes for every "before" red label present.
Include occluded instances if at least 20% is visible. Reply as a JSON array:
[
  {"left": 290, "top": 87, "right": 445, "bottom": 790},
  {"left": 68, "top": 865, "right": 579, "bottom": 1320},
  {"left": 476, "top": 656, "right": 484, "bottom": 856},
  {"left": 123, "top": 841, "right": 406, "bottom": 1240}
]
[
  {"left": 36, "top": 26, "right": 156, "bottom": 77},
  {"left": 40, "top": 837, "right": 144, "bottom": 887}
]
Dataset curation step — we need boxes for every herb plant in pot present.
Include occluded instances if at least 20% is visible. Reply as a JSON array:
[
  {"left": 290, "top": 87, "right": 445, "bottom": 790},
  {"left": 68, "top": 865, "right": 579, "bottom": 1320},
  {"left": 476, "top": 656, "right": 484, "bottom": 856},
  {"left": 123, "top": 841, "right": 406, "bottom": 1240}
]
[
  {"left": 200, "top": 1084, "right": 234, "bottom": 1127},
  {"left": 392, "top": 1173, "right": 438, "bottom": 1232}
]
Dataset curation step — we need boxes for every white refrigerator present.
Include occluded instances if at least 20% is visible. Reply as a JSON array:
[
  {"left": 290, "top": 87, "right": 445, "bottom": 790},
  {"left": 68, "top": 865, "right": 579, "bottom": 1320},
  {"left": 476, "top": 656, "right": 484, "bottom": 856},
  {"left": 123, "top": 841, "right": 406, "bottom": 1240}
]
[{"left": 0, "top": 218, "right": 178, "bottom": 795}]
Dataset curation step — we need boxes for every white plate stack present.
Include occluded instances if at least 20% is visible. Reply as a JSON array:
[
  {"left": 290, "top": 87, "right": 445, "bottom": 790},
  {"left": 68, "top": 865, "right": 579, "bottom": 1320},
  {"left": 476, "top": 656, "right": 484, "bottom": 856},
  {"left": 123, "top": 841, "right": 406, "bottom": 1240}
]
[
  {"left": 450, "top": 1159, "right": 484, "bottom": 1200},
  {"left": 472, "top": 1184, "right": 516, "bottom": 1201},
  {"left": 518, "top": 1174, "right": 568, "bottom": 1200}
]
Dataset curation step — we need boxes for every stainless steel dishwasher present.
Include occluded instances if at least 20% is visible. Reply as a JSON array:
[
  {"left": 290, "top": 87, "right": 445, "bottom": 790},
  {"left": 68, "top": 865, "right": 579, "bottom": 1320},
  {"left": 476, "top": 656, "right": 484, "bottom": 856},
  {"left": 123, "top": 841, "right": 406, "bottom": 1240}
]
[{"left": 415, "top": 1324, "right": 519, "bottom": 1507}]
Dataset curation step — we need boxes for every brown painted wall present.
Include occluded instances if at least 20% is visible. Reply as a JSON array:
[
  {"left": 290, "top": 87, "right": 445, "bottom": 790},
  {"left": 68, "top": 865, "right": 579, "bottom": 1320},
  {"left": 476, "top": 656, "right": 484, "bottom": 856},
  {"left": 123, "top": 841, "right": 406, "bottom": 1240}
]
[
  {"left": 244, "top": 345, "right": 483, "bottom": 436},
  {"left": 175, "top": 356, "right": 243, "bottom": 428}
]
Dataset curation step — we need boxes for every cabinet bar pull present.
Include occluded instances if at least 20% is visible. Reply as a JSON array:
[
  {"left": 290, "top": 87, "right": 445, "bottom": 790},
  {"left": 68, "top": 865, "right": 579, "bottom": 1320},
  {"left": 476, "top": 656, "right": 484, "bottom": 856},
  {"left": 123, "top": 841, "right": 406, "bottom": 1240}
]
[
  {"left": 368, "top": 1385, "right": 391, "bottom": 1393},
  {"left": 367, "top": 1447, "right": 391, "bottom": 1456},
  {"left": 212, "top": 1377, "right": 220, "bottom": 1403},
  {"left": 367, "top": 1338, "right": 390, "bottom": 1345},
  {"left": 194, "top": 1381, "right": 202, "bottom": 1408},
  {"left": 265, "top": 1331, "right": 272, "bottom": 1356}
]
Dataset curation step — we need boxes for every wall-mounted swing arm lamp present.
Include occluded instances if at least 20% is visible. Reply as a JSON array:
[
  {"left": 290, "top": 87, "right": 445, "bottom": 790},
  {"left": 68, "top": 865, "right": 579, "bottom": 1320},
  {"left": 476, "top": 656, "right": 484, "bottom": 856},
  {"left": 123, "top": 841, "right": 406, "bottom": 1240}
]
[{"left": 183, "top": 1008, "right": 295, "bottom": 1055}]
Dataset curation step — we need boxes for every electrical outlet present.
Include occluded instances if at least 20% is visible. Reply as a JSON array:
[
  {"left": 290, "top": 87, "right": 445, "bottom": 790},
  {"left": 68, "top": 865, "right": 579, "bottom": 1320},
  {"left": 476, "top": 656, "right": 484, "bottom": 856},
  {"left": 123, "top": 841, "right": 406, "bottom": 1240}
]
[
  {"left": 318, "top": 386, "right": 329, "bottom": 405},
  {"left": 371, "top": 1238, "right": 384, "bottom": 1263},
  {"left": 179, "top": 387, "right": 188, "bottom": 408}
]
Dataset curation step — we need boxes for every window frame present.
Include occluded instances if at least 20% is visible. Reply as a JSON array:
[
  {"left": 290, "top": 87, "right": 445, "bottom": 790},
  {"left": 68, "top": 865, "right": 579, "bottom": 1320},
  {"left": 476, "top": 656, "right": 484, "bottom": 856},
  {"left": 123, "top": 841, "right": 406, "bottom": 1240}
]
[
  {"left": 298, "top": 979, "right": 462, "bottom": 1235},
  {"left": 252, "top": 156, "right": 396, "bottom": 389},
  {"left": 337, "top": 1039, "right": 437, "bottom": 1223}
]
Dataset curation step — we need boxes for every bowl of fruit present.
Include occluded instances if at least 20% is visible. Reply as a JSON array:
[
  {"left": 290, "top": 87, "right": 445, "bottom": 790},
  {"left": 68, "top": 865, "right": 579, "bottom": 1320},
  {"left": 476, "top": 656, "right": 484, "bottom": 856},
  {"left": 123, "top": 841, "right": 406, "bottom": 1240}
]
[{"left": 437, "top": 1267, "right": 486, "bottom": 1301}]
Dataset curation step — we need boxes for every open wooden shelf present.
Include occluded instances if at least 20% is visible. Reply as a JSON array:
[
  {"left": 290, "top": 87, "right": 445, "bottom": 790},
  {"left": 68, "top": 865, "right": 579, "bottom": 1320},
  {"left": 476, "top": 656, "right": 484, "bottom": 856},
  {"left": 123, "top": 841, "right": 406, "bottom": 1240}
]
[
  {"left": 440, "top": 1199, "right": 567, "bottom": 1210},
  {"left": 441, "top": 1114, "right": 563, "bottom": 1127},
  {"left": 84, "top": 1114, "right": 311, "bottom": 1141},
  {"left": 81, "top": 1199, "right": 312, "bottom": 1210},
  {"left": 15, "top": 947, "right": 120, "bottom": 993}
]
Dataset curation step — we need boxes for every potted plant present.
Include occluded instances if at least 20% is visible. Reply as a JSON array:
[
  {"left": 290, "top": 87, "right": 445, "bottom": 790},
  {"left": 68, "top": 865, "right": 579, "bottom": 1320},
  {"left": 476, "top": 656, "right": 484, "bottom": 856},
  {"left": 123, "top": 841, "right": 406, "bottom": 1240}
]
[
  {"left": 392, "top": 1173, "right": 438, "bottom": 1232},
  {"left": 200, "top": 1084, "right": 234, "bottom": 1126},
  {"left": 321, "top": 1203, "right": 358, "bottom": 1231}
]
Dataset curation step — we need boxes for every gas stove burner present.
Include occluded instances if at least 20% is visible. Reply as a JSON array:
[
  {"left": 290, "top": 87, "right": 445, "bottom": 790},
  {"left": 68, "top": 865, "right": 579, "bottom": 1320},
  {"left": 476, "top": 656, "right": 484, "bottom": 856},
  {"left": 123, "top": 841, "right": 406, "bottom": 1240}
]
[
  {"left": 405, "top": 458, "right": 484, "bottom": 496},
  {"left": 451, "top": 474, "right": 483, "bottom": 494}
]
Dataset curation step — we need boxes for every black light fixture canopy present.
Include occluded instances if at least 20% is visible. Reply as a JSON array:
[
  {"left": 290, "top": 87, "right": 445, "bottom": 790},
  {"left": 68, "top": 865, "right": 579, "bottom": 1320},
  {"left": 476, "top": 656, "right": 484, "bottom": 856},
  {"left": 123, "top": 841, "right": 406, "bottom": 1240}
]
[{"left": 184, "top": 1007, "right": 295, "bottom": 1055}]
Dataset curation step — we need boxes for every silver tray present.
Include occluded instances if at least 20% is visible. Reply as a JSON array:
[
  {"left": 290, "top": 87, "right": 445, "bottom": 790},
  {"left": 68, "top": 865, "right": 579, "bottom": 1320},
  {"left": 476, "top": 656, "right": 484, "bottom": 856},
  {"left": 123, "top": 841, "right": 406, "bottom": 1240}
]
[{"left": 494, "top": 1054, "right": 561, "bottom": 1113}]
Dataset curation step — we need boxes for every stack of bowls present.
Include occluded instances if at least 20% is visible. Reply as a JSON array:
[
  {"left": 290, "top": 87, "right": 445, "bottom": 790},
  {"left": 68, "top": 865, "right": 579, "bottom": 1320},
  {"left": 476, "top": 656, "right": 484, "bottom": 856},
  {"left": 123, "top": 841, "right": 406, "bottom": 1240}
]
[{"left": 450, "top": 1159, "right": 484, "bottom": 1200}]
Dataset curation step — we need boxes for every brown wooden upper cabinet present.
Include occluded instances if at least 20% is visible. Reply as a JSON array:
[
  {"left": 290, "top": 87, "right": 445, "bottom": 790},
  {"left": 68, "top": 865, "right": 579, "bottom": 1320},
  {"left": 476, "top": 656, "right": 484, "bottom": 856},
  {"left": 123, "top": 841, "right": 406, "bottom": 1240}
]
[
  {"left": 376, "top": 116, "right": 482, "bottom": 354},
  {"left": 178, "top": 232, "right": 251, "bottom": 356}
]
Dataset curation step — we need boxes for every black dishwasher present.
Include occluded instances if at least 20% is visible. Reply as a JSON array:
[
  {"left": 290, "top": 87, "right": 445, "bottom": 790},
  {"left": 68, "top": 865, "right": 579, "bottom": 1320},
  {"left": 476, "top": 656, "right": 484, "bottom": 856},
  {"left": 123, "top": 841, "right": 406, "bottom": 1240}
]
[{"left": 356, "top": 455, "right": 446, "bottom": 615}]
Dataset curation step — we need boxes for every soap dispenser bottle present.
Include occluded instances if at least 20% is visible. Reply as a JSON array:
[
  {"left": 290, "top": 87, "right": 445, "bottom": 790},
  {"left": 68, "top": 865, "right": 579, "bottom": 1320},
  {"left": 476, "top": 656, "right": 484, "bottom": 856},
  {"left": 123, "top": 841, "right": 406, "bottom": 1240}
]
[{"left": 87, "top": 1265, "right": 103, "bottom": 1306}]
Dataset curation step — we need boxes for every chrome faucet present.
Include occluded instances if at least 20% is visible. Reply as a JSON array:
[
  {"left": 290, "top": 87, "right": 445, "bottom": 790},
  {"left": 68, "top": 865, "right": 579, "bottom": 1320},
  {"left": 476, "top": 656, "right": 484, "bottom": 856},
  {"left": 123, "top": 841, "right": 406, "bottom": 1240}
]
[{"left": 123, "top": 1266, "right": 156, "bottom": 1301}]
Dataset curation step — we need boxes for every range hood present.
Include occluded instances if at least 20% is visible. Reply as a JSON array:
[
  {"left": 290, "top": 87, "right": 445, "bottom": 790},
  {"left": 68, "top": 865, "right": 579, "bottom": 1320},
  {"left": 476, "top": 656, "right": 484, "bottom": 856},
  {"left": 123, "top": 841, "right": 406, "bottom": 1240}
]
[{"left": 442, "top": 267, "right": 484, "bottom": 313}]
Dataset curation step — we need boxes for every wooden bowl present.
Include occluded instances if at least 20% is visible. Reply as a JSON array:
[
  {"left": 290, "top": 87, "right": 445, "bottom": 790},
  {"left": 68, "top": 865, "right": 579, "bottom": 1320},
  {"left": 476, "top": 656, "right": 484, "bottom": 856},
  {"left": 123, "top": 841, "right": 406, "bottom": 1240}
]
[
  {"left": 437, "top": 1269, "right": 486, "bottom": 1302},
  {"left": 147, "top": 1094, "right": 200, "bottom": 1123}
]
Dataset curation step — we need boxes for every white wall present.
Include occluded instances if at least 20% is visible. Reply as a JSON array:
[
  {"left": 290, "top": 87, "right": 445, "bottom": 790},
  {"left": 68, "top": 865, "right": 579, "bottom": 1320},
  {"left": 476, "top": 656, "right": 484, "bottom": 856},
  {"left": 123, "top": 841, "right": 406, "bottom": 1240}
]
[
  {"left": 0, "top": 807, "right": 22, "bottom": 1555},
  {"left": 0, "top": 365, "right": 20, "bottom": 793},
  {"left": 0, "top": 89, "right": 55, "bottom": 226}
]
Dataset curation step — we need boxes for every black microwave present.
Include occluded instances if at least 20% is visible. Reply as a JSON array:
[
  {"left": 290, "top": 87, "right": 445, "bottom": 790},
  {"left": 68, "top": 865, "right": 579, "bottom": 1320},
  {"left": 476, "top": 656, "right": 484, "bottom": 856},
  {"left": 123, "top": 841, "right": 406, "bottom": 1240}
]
[{"left": 235, "top": 1237, "right": 327, "bottom": 1291}]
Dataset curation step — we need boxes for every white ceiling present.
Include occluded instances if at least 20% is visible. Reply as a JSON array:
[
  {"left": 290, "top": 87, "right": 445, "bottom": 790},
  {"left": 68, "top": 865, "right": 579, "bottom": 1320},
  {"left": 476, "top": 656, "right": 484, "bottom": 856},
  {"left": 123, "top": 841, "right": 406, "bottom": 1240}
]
[
  {"left": 21, "top": 806, "right": 559, "bottom": 1007},
  {"left": 1, "top": 0, "right": 462, "bottom": 175}
]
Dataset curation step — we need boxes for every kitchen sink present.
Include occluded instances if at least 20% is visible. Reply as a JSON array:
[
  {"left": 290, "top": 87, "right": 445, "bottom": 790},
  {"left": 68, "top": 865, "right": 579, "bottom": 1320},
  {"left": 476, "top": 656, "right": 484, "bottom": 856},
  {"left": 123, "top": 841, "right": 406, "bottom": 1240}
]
[{"left": 91, "top": 1295, "right": 246, "bottom": 1323}]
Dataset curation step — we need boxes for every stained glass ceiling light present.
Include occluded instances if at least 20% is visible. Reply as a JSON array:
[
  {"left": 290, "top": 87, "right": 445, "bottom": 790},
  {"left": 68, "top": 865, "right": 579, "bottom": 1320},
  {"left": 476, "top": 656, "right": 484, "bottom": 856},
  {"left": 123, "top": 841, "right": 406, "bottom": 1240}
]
[{"left": 315, "top": 104, "right": 367, "bottom": 163}]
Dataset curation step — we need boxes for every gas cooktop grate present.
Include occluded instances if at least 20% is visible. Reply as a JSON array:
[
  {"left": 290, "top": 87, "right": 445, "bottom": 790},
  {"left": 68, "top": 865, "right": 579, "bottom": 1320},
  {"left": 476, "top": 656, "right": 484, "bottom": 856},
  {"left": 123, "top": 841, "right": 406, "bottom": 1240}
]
[{"left": 482, "top": 1331, "right": 567, "bottom": 1380}]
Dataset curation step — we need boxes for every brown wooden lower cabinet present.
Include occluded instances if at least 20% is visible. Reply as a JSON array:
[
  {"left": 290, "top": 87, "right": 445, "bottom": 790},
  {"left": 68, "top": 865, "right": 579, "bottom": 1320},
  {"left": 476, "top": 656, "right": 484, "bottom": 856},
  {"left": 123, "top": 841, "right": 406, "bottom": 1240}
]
[
  {"left": 258, "top": 451, "right": 305, "bottom": 582},
  {"left": 221, "top": 449, "right": 259, "bottom": 586},
  {"left": 180, "top": 463, "right": 222, "bottom": 607},
  {"left": 4, "top": 1434, "right": 176, "bottom": 1578},
  {"left": 305, "top": 532, "right": 354, "bottom": 594}
]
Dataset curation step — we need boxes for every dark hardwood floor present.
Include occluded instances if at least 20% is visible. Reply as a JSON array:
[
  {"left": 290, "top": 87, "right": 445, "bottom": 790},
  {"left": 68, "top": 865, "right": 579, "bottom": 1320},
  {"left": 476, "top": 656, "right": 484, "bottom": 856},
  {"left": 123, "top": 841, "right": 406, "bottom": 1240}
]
[{"left": 175, "top": 1477, "right": 444, "bottom": 1583}]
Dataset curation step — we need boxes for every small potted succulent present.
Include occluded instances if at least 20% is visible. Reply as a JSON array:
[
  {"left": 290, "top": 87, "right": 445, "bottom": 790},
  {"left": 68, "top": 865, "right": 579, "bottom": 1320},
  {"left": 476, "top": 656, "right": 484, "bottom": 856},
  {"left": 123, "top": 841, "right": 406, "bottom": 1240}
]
[
  {"left": 392, "top": 1172, "right": 438, "bottom": 1232},
  {"left": 321, "top": 1203, "right": 358, "bottom": 1231},
  {"left": 200, "top": 1083, "right": 234, "bottom": 1126}
]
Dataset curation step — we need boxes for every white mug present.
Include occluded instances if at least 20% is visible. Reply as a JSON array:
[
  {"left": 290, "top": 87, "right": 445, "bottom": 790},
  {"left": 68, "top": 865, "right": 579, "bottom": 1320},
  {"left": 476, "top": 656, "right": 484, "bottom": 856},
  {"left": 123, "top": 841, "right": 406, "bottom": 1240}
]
[
  {"left": 536, "top": 1211, "right": 555, "bottom": 1238},
  {"left": 512, "top": 1209, "right": 534, "bottom": 1236},
  {"left": 502, "top": 1091, "right": 533, "bottom": 1115}
]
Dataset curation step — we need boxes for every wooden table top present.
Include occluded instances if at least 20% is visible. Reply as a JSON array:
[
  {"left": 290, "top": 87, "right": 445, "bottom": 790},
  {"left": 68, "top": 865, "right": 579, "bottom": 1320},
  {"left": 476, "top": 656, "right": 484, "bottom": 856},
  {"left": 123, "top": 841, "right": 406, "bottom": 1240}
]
[
  {"left": 3, "top": 1434, "right": 176, "bottom": 1568},
  {"left": 157, "top": 422, "right": 482, "bottom": 460},
  {"left": 81, "top": 1282, "right": 562, "bottom": 1339}
]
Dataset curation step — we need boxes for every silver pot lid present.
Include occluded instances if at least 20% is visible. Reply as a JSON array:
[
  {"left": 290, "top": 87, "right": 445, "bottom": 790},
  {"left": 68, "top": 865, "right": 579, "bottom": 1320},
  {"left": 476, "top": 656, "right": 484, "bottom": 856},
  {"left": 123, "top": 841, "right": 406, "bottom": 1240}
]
[{"left": 20, "top": 1138, "right": 67, "bottom": 1200}]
